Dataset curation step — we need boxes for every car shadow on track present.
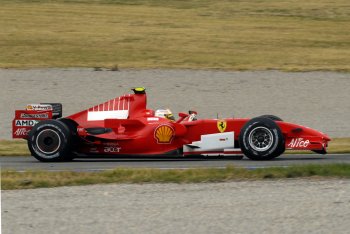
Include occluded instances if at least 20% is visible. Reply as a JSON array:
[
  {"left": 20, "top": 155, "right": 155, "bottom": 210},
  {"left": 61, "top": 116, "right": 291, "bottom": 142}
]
[{"left": 70, "top": 155, "right": 325, "bottom": 163}]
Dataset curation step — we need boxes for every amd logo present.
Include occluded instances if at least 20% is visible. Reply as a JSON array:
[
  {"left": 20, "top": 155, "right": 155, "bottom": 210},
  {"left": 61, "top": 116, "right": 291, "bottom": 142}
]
[{"left": 15, "top": 120, "right": 39, "bottom": 126}]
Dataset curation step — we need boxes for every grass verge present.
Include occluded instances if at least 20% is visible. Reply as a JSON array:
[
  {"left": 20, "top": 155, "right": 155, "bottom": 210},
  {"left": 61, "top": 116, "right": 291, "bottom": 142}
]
[
  {"left": 0, "top": 140, "right": 30, "bottom": 156},
  {"left": 1, "top": 138, "right": 349, "bottom": 156},
  {"left": 2, "top": 164, "right": 350, "bottom": 190},
  {"left": 0, "top": 0, "right": 349, "bottom": 71}
]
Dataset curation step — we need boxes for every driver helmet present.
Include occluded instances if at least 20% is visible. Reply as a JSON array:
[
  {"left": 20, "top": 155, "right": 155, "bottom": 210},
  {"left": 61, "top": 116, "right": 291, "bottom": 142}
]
[{"left": 155, "top": 109, "right": 175, "bottom": 121}]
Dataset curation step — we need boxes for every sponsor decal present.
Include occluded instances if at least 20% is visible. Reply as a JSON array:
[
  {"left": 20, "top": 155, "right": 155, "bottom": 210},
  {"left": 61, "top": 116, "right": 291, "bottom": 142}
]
[
  {"left": 14, "top": 128, "right": 30, "bottom": 136},
  {"left": 217, "top": 120, "right": 227, "bottom": 133},
  {"left": 87, "top": 110, "right": 129, "bottom": 121},
  {"left": 89, "top": 147, "right": 99, "bottom": 153},
  {"left": 288, "top": 138, "right": 310, "bottom": 148},
  {"left": 103, "top": 142, "right": 119, "bottom": 147},
  {"left": 26, "top": 104, "right": 52, "bottom": 111},
  {"left": 20, "top": 113, "right": 49, "bottom": 119},
  {"left": 154, "top": 124, "right": 175, "bottom": 144},
  {"left": 147, "top": 117, "right": 159, "bottom": 121},
  {"left": 104, "top": 147, "right": 121, "bottom": 153},
  {"left": 15, "top": 120, "right": 39, "bottom": 126},
  {"left": 219, "top": 138, "right": 228, "bottom": 141}
]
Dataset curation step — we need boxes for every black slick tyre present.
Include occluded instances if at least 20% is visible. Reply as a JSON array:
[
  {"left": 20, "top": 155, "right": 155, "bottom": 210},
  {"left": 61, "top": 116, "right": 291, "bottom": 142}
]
[
  {"left": 256, "top": 115, "right": 285, "bottom": 159},
  {"left": 258, "top": 115, "right": 283, "bottom": 121},
  {"left": 239, "top": 117, "right": 285, "bottom": 160},
  {"left": 27, "top": 120, "right": 73, "bottom": 162},
  {"left": 58, "top": 118, "right": 79, "bottom": 161}
]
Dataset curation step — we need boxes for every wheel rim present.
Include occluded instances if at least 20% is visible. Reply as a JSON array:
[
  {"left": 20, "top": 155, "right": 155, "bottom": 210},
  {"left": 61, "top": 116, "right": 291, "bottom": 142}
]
[
  {"left": 36, "top": 129, "right": 61, "bottom": 155},
  {"left": 248, "top": 127, "right": 274, "bottom": 152}
]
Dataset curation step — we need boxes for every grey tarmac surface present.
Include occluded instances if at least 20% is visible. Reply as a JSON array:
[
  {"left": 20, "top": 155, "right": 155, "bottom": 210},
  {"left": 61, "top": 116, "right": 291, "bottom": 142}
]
[
  {"left": 1, "top": 154, "right": 350, "bottom": 171},
  {"left": 1, "top": 69, "right": 350, "bottom": 139},
  {"left": 2, "top": 179, "right": 350, "bottom": 234}
]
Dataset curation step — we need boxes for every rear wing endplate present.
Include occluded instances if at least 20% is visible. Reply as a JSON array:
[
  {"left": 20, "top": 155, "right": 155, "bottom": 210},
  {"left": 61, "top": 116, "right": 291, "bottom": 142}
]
[{"left": 12, "top": 103, "right": 62, "bottom": 139}]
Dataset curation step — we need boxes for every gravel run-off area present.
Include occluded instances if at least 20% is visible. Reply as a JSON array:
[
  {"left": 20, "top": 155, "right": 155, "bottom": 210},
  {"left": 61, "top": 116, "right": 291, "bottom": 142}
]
[
  {"left": 2, "top": 179, "right": 350, "bottom": 234},
  {"left": 1, "top": 69, "right": 350, "bottom": 138}
]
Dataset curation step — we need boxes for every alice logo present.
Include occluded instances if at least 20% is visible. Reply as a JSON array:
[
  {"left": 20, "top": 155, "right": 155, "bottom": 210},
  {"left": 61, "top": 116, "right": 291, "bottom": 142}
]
[
  {"left": 154, "top": 125, "right": 175, "bottom": 144},
  {"left": 217, "top": 120, "right": 227, "bottom": 133}
]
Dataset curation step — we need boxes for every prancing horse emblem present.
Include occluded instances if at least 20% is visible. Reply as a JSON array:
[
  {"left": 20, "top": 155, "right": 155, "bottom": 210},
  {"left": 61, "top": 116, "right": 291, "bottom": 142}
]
[{"left": 217, "top": 120, "right": 227, "bottom": 133}]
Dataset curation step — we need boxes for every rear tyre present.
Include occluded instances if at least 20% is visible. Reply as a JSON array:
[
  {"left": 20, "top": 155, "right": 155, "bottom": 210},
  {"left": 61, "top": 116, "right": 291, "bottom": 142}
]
[
  {"left": 239, "top": 117, "right": 285, "bottom": 160},
  {"left": 58, "top": 118, "right": 79, "bottom": 161},
  {"left": 28, "top": 120, "right": 73, "bottom": 162}
]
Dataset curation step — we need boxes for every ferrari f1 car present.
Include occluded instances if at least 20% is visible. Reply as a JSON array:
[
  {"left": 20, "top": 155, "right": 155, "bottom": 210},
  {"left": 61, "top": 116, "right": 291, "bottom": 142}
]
[{"left": 13, "top": 87, "right": 330, "bottom": 162}]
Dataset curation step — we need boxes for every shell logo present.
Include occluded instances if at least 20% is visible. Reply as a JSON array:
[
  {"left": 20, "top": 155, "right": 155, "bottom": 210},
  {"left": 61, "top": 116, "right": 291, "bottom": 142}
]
[{"left": 154, "top": 125, "right": 175, "bottom": 144}]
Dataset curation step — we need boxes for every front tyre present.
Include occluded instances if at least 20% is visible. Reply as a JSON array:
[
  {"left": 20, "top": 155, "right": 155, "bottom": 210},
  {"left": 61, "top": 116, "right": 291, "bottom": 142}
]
[
  {"left": 239, "top": 117, "right": 285, "bottom": 160},
  {"left": 258, "top": 115, "right": 283, "bottom": 121},
  {"left": 28, "top": 120, "right": 73, "bottom": 162}
]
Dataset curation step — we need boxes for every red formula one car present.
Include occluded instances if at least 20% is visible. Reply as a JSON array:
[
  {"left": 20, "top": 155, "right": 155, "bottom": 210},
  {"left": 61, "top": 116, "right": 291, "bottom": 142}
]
[{"left": 13, "top": 88, "right": 330, "bottom": 162}]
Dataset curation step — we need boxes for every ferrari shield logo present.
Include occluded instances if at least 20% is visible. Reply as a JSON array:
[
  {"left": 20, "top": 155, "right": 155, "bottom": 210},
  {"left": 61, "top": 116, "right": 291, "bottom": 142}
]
[{"left": 217, "top": 120, "right": 227, "bottom": 133}]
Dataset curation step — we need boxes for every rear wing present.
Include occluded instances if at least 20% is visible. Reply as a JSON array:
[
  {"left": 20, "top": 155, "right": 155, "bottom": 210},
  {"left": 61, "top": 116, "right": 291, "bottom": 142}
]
[{"left": 12, "top": 103, "right": 62, "bottom": 139}]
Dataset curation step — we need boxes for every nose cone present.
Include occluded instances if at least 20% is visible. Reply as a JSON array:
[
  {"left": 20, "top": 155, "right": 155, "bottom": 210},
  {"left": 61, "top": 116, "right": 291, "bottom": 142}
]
[
  {"left": 322, "top": 133, "right": 331, "bottom": 142},
  {"left": 280, "top": 122, "right": 331, "bottom": 141},
  {"left": 307, "top": 127, "right": 331, "bottom": 141}
]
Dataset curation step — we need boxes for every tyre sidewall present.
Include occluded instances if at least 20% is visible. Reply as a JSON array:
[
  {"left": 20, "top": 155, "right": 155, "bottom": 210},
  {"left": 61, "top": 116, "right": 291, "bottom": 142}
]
[
  {"left": 28, "top": 120, "right": 72, "bottom": 162},
  {"left": 240, "top": 117, "right": 284, "bottom": 160}
]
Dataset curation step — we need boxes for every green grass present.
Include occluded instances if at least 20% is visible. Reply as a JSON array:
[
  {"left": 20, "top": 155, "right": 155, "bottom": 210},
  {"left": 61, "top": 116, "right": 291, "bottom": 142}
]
[
  {"left": 0, "top": 140, "right": 30, "bottom": 156},
  {"left": 1, "top": 138, "right": 349, "bottom": 156},
  {"left": 2, "top": 164, "right": 350, "bottom": 190},
  {"left": 0, "top": 0, "right": 349, "bottom": 70}
]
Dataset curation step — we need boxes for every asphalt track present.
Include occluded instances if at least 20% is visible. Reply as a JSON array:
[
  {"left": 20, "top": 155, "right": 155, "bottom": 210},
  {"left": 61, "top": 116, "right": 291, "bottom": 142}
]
[{"left": 1, "top": 154, "right": 349, "bottom": 172}]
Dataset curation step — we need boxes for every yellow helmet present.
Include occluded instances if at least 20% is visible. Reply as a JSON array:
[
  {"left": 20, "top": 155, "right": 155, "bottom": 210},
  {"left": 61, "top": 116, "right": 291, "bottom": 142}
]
[{"left": 155, "top": 109, "right": 175, "bottom": 121}]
